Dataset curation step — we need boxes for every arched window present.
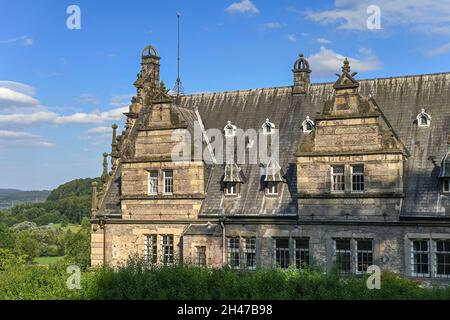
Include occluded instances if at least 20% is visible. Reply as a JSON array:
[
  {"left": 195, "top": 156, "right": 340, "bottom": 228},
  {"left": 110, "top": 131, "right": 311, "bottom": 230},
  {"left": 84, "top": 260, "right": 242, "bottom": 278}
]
[
  {"left": 262, "top": 119, "right": 275, "bottom": 135},
  {"left": 224, "top": 121, "right": 237, "bottom": 137},
  {"left": 301, "top": 116, "right": 315, "bottom": 133},
  {"left": 416, "top": 109, "right": 431, "bottom": 127}
]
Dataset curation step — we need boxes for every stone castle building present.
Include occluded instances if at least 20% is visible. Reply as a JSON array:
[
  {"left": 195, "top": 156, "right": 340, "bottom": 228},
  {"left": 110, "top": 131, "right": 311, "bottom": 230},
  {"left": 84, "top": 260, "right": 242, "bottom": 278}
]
[{"left": 91, "top": 44, "right": 450, "bottom": 283}]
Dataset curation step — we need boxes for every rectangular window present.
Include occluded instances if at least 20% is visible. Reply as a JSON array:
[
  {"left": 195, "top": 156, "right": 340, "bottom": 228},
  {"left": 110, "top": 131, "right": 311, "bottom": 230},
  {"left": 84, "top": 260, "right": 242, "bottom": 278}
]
[
  {"left": 244, "top": 238, "right": 256, "bottom": 270},
  {"left": 411, "top": 240, "right": 430, "bottom": 277},
  {"left": 148, "top": 171, "right": 158, "bottom": 194},
  {"left": 435, "top": 240, "right": 450, "bottom": 278},
  {"left": 443, "top": 179, "right": 450, "bottom": 193},
  {"left": 335, "top": 239, "right": 351, "bottom": 273},
  {"left": 356, "top": 239, "right": 373, "bottom": 273},
  {"left": 331, "top": 165, "right": 345, "bottom": 191},
  {"left": 161, "top": 235, "right": 174, "bottom": 265},
  {"left": 227, "top": 237, "right": 240, "bottom": 269},
  {"left": 144, "top": 234, "right": 157, "bottom": 264},
  {"left": 294, "top": 238, "right": 310, "bottom": 269},
  {"left": 163, "top": 170, "right": 173, "bottom": 194},
  {"left": 225, "top": 182, "right": 238, "bottom": 196},
  {"left": 274, "top": 238, "right": 290, "bottom": 269},
  {"left": 351, "top": 165, "right": 365, "bottom": 192},
  {"left": 266, "top": 182, "right": 278, "bottom": 195},
  {"left": 196, "top": 246, "right": 206, "bottom": 267}
]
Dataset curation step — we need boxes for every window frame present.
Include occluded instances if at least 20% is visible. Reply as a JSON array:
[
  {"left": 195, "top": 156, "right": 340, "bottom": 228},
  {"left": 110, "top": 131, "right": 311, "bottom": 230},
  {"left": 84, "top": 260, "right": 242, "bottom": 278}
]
[
  {"left": 225, "top": 182, "right": 239, "bottom": 196},
  {"left": 244, "top": 237, "right": 257, "bottom": 270},
  {"left": 411, "top": 240, "right": 430, "bottom": 277},
  {"left": 227, "top": 237, "right": 240, "bottom": 269},
  {"left": 147, "top": 170, "right": 158, "bottom": 195},
  {"left": 335, "top": 239, "right": 352, "bottom": 274},
  {"left": 144, "top": 234, "right": 158, "bottom": 265},
  {"left": 163, "top": 170, "right": 174, "bottom": 194},
  {"left": 274, "top": 238, "right": 290, "bottom": 269},
  {"left": 351, "top": 164, "right": 365, "bottom": 193},
  {"left": 356, "top": 239, "right": 373, "bottom": 274},
  {"left": 161, "top": 234, "right": 174, "bottom": 265},
  {"left": 331, "top": 165, "right": 345, "bottom": 192},
  {"left": 294, "top": 238, "right": 310, "bottom": 270},
  {"left": 435, "top": 240, "right": 450, "bottom": 278},
  {"left": 443, "top": 179, "right": 450, "bottom": 193},
  {"left": 195, "top": 246, "right": 207, "bottom": 267},
  {"left": 266, "top": 181, "right": 279, "bottom": 196}
]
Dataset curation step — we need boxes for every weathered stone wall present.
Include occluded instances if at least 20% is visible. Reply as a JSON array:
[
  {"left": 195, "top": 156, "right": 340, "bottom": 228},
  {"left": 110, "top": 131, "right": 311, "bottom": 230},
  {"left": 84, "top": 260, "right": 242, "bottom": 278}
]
[
  {"left": 183, "top": 235, "right": 223, "bottom": 268},
  {"left": 91, "top": 225, "right": 104, "bottom": 267}
]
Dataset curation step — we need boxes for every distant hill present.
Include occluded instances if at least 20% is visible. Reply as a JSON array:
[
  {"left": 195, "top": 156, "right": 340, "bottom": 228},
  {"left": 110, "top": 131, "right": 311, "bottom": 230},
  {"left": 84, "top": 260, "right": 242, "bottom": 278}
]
[
  {"left": 0, "top": 177, "right": 101, "bottom": 226},
  {"left": 0, "top": 189, "right": 50, "bottom": 210}
]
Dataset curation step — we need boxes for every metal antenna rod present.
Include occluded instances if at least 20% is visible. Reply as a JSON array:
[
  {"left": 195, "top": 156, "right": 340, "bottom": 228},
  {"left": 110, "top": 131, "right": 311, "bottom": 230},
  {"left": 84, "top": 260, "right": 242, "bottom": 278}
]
[{"left": 173, "top": 11, "right": 184, "bottom": 102}]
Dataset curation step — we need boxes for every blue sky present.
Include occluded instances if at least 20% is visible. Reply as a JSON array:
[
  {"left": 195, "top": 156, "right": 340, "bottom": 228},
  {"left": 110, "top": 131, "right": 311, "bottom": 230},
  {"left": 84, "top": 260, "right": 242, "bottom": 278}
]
[{"left": 1, "top": 0, "right": 450, "bottom": 190}]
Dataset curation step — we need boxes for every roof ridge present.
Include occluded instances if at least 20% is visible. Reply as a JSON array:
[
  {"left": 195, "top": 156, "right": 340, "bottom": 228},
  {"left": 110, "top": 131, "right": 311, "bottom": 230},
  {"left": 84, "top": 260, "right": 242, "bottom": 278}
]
[{"left": 182, "top": 71, "right": 450, "bottom": 98}]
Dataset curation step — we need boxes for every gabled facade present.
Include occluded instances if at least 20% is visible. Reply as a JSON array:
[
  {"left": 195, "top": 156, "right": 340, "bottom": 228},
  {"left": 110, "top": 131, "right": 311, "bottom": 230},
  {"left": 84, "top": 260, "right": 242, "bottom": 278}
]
[{"left": 91, "top": 44, "right": 450, "bottom": 283}]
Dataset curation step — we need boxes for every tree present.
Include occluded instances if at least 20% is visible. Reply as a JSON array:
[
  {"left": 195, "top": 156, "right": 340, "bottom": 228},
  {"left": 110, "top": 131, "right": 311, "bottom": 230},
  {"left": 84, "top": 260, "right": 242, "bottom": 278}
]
[
  {"left": 14, "top": 232, "right": 40, "bottom": 262},
  {"left": 64, "top": 229, "right": 90, "bottom": 269}
]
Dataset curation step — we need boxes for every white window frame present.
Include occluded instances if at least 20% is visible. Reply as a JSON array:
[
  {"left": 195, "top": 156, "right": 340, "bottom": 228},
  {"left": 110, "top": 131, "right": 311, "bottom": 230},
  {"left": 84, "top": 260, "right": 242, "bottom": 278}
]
[
  {"left": 294, "top": 238, "right": 310, "bottom": 270},
  {"left": 434, "top": 240, "right": 450, "bottom": 279},
  {"left": 416, "top": 109, "right": 431, "bottom": 127},
  {"left": 351, "top": 164, "right": 365, "bottom": 193},
  {"left": 144, "top": 234, "right": 158, "bottom": 265},
  {"left": 274, "top": 238, "right": 290, "bottom": 269},
  {"left": 356, "top": 239, "right": 373, "bottom": 274},
  {"left": 443, "top": 179, "right": 450, "bottom": 193},
  {"left": 160, "top": 234, "right": 174, "bottom": 265},
  {"left": 262, "top": 119, "right": 275, "bottom": 135},
  {"left": 163, "top": 170, "right": 173, "bottom": 194},
  {"left": 266, "top": 181, "right": 279, "bottom": 195},
  {"left": 335, "top": 239, "right": 352, "bottom": 274},
  {"left": 411, "top": 240, "right": 430, "bottom": 277},
  {"left": 331, "top": 165, "right": 345, "bottom": 192},
  {"left": 224, "top": 121, "right": 237, "bottom": 137},
  {"left": 244, "top": 238, "right": 257, "bottom": 270},
  {"left": 147, "top": 170, "right": 158, "bottom": 195},
  {"left": 225, "top": 182, "right": 238, "bottom": 196},
  {"left": 227, "top": 237, "right": 240, "bottom": 269},
  {"left": 301, "top": 116, "right": 315, "bottom": 133}
]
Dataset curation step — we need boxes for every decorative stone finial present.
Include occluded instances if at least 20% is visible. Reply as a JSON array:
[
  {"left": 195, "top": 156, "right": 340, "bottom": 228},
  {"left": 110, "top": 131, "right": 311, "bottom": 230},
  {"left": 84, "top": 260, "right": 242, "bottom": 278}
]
[
  {"left": 293, "top": 53, "right": 311, "bottom": 96},
  {"left": 102, "top": 152, "right": 109, "bottom": 183},
  {"left": 342, "top": 58, "right": 351, "bottom": 73},
  {"left": 91, "top": 181, "right": 98, "bottom": 215}
]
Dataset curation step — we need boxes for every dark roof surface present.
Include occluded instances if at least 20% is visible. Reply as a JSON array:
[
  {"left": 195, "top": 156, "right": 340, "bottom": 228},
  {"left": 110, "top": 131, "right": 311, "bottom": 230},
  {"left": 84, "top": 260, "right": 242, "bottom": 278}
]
[{"left": 181, "top": 72, "right": 450, "bottom": 217}]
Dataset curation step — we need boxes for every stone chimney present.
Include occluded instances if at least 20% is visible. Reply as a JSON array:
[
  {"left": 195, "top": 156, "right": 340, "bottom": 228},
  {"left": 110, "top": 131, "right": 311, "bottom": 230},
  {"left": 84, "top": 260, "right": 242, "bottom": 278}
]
[
  {"left": 139, "top": 45, "right": 160, "bottom": 89},
  {"left": 292, "top": 53, "right": 311, "bottom": 95}
]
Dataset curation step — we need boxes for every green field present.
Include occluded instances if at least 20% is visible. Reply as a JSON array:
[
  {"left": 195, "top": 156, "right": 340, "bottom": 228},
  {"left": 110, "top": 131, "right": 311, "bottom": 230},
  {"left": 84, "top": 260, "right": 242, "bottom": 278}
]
[
  {"left": 49, "top": 223, "right": 82, "bottom": 233},
  {"left": 34, "top": 256, "right": 65, "bottom": 265}
]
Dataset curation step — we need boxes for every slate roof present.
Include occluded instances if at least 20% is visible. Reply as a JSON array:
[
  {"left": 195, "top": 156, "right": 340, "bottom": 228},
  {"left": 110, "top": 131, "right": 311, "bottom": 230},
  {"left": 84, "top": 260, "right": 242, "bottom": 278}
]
[
  {"left": 99, "top": 71, "right": 450, "bottom": 219},
  {"left": 181, "top": 72, "right": 450, "bottom": 218}
]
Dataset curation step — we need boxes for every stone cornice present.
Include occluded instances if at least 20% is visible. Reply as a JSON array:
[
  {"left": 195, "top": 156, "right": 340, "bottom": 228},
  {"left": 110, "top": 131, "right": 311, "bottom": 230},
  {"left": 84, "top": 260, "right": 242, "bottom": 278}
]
[
  {"left": 137, "top": 124, "right": 187, "bottom": 131},
  {"left": 295, "top": 150, "right": 405, "bottom": 157},
  {"left": 120, "top": 193, "right": 205, "bottom": 200},
  {"left": 297, "top": 192, "right": 405, "bottom": 199}
]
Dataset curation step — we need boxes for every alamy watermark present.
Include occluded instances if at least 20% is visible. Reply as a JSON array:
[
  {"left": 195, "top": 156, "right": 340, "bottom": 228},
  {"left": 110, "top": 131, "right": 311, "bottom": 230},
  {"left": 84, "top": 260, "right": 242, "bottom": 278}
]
[
  {"left": 66, "top": 5, "right": 81, "bottom": 30},
  {"left": 66, "top": 265, "right": 81, "bottom": 290},
  {"left": 367, "top": 5, "right": 381, "bottom": 30}
]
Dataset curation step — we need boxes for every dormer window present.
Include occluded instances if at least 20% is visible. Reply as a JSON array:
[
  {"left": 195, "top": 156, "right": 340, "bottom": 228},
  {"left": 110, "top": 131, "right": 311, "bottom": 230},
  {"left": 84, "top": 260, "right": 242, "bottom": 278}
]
[
  {"left": 266, "top": 181, "right": 279, "bottom": 195},
  {"left": 443, "top": 179, "right": 450, "bottom": 193},
  {"left": 262, "top": 119, "right": 275, "bottom": 135},
  {"left": 224, "top": 121, "right": 237, "bottom": 137},
  {"left": 223, "top": 160, "right": 245, "bottom": 196},
  {"left": 225, "top": 182, "right": 239, "bottom": 196},
  {"left": 302, "top": 116, "right": 315, "bottom": 133},
  {"left": 416, "top": 109, "right": 431, "bottom": 127}
]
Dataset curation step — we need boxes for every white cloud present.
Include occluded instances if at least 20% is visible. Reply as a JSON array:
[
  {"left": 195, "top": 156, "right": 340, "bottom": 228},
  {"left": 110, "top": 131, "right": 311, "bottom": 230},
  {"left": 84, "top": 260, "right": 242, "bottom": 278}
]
[
  {"left": 0, "top": 111, "right": 58, "bottom": 125},
  {"left": 316, "top": 37, "right": 331, "bottom": 44},
  {"left": 0, "top": 87, "right": 39, "bottom": 107},
  {"left": 307, "top": 46, "right": 381, "bottom": 78},
  {"left": 287, "top": 34, "right": 298, "bottom": 42},
  {"left": 0, "top": 130, "right": 55, "bottom": 148},
  {"left": 110, "top": 94, "right": 133, "bottom": 107},
  {"left": 79, "top": 93, "right": 101, "bottom": 105},
  {"left": 258, "top": 22, "right": 284, "bottom": 30},
  {"left": 0, "top": 130, "right": 37, "bottom": 138},
  {"left": 305, "top": 0, "right": 450, "bottom": 34},
  {"left": 0, "top": 81, "right": 36, "bottom": 96},
  {"left": 226, "top": 0, "right": 259, "bottom": 14},
  {"left": 427, "top": 42, "right": 450, "bottom": 57},
  {"left": 87, "top": 126, "right": 113, "bottom": 134},
  {"left": 0, "top": 36, "right": 34, "bottom": 47}
]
